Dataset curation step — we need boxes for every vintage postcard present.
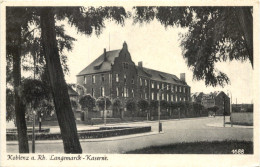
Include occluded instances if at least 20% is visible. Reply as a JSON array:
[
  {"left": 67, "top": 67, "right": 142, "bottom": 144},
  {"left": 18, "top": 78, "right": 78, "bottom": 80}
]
[{"left": 0, "top": 0, "right": 259, "bottom": 167}]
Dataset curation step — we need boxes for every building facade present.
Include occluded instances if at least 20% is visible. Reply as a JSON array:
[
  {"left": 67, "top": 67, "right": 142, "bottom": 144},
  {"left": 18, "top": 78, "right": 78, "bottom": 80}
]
[
  {"left": 201, "top": 91, "right": 230, "bottom": 115},
  {"left": 77, "top": 42, "right": 191, "bottom": 111}
]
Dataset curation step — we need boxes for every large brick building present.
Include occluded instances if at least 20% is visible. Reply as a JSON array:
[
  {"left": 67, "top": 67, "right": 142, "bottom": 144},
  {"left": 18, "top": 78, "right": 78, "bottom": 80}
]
[{"left": 77, "top": 42, "right": 191, "bottom": 111}]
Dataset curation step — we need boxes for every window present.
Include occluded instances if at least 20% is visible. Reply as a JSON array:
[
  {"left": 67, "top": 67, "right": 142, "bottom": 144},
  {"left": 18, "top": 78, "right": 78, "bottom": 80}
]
[
  {"left": 145, "top": 92, "right": 148, "bottom": 99},
  {"left": 183, "top": 87, "right": 186, "bottom": 93},
  {"left": 124, "top": 74, "right": 127, "bottom": 84},
  {"left": 171, "top": 85, "right": 174, "bottom": 92},
  {"left": 92, "top": 75, "right": 95, "bottom": 83},
  {"left": 123, "top": 62, "right": 129, "bottom": 69},
  {"left": 171, "top": 95, "right": 173, "bottom": 102},
  {"left": 162, "top": 93, "right": 164, "bottom": 100},
  {"left": 151, "top": 92, "right": 154, "bottom": 100},
  {"left": 175, "top": 95, "right": 178, "bottom": 102},
  {"left": 132, "top": 77, "right": 134, "bottom": 84},
  {"left": 179, "top": 86, "right": 182, "bottom": 92},
  {"left": 101, "top": 74, "right": 105, "bottom": 82},
  {"left": 140, "top": 78, "right": 142, "bottom": 86},
  {"left": 157, "top": 83, "right": 160, "bottom": 89},
  {"left": 184, "top": 97, "right": 186, "bottom": 101},
  {"left": 124, "top": 87, "right": 128, "bottom": 97},
  {"left": 180, "top": 97, "right": 182, "bottom": 101},
  {"left": 84, "top": 76, "right": 87, "bottom": 84},
  {"left": 91, "top": 88, "right": 94, "bottom": 97},
  {"left": 167, "top": 94, "right": 169, "bottom": 101},
  {"left": 109, "top": 74, "right": 112, "bottom": 83},
  {"left": 151, "top": 81, "right": 154, "bottom": 88},
  {"left": 162, "top": 83, "right": 164, "bottom": 89},
  {"left": 116, "top": 87, "right": 119, "bottom": 97},
  {"left": 175, "top": 86, "right": 177, "bottom": 92},
  {"left": 157, "top": 93, "right": 159, "bottom": 100},
  {"left": 100, "top": 87, "right": 105, "bottom": 96},
  {"left": 167, "top": 84, "right": 170, "bottom": 90},
  {"left": 145, "top": 79, "right": 147, "bottom": 86},
  {"left": 132, "top": 89, "right": 134, "bottom": 97},
  {"left": 116, "top": 74, "right": 119, "bottom": 82}
]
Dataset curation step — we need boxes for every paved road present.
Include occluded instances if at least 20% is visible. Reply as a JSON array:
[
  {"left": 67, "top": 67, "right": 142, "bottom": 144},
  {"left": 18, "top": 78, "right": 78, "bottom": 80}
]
[{"left": 6, "top": 116, "right": 253, "bottom": 153}]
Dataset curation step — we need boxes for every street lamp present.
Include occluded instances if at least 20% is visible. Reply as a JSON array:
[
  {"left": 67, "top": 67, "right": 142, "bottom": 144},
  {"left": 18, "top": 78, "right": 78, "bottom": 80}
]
[
  {"left": 104, "top": 96, "right": 107, "bottom": 126},
  {"left": 32, "top": 109, "right": 36, "bottom": 153},
  {"left": 227, "top": 90, "right": 233, "bottom": 127},
  {"left": 158, "top": 85, "right": 173, "bottom": 133}
]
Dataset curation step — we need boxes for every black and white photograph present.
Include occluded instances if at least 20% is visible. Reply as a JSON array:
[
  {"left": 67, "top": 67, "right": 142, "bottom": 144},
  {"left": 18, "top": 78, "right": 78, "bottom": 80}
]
[{"left": 1, "top": 1, "right": 259, "bottom": 167}]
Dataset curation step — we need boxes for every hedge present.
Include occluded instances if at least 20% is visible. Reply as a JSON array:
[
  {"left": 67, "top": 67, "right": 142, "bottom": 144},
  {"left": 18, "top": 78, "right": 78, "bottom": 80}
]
[{"left": 6, "top": 126, "right": 151, "bottom": 141}]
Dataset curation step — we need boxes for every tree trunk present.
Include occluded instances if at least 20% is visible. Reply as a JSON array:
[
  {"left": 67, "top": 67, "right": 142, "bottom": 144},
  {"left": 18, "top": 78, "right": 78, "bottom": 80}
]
[
  {"left": 12, "top": 25, "right": 29, "bottom": 153},
  {"left": 235, "top": 7, "right": 253, "bottom": 67},
  {"left": 40, "top": 8, "right": 82, "bottom": 153}
]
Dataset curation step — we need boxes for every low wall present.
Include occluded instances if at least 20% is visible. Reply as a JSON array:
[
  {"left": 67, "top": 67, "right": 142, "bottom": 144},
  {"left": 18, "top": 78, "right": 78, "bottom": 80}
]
[
  {"left": 6, "top": 126, "right": 151, "bottom": 141},
  {"left": 231, "top": 112, "right": 253, "bottom": 125}
]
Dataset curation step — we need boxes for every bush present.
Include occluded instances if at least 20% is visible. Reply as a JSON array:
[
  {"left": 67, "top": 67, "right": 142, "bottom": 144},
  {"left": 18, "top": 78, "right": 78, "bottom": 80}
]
[{"left": 79, "top": 94, "right": 96, "bottom": 111}]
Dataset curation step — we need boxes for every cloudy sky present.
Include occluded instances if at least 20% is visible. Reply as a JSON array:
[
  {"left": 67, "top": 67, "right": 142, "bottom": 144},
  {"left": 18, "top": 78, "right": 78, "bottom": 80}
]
[{"left": 61, "top": 15, "right": 253, "bottom": 104}]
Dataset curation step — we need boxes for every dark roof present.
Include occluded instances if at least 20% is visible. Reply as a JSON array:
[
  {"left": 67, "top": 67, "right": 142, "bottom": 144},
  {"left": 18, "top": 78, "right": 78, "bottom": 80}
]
[
  {"left": 77, "top": 49, "right": 121, "bottom": 76},
  {"left": 68, "top": 86, "right": 79, "bottom": 96},
  {"left": 191, "top": 92, "right": 204, "bottom": 97},
  {"left": 137, "top": 66, "right": 188, "bottom": 86}
]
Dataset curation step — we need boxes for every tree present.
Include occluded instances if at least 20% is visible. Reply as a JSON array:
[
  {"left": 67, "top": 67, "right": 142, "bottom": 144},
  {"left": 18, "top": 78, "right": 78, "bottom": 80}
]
[
  {"left": 79, "top": 94, "right": 96, "bottom": 112},
  {"left": 192, "top": 102, "right": 204, "bottom": 116},
  {"left": 133, "top": 7, "right": 253, "bottom": 87},
  {"left": 112, "top": 98, "right": 122, "bottom": 118},
  {"left": 6, "top": 7, "right": 31, "bottom": 153},
  {"left": 40, "top": 7, "right": 127, "bottom": 153},
  {"left": 7, "top": 6, "right": 128, "bottom": 153},
  {"left": 150, "top": 100, "right": 159, "bottom": 117},
  {"left": 208, "top": 105, "right": 219, "bottom": 117},
  {"left": 137, "top": 99, "right": 149, "bottom": 117},
  {"left": 126, "top": 98, "right": 137, "bottom": 119},
  {"left": 160, "top": 100, "right": 169, "bottom": 116},
  {"left": 96, "top": 96, "right": 112, "bottom": 120}
]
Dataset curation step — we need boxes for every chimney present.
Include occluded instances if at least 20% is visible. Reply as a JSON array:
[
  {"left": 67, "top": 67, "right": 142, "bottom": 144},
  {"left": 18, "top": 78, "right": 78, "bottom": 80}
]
[
  {"left": 180, "top": 73, "right": 185, "bottom": 82},
  {"left": 138, "top": 61, "right": 143, "bottom": 68},
  {"left": 104, "top": 48, "right": 107, "bottom": 61}
]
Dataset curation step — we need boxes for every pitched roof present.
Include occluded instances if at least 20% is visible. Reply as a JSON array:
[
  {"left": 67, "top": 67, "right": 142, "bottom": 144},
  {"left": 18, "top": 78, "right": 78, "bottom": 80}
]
[
  {"left": 191, "top": 92, "right": 203, "bottom": 97},
  {"left": 77, "top": 49, "right": 121, "bottom": 76},
  {"left": 68, "top": 86, "right": 78, "bottom": 96},
  {"left": 137, "top": 66, "right": 188, "bottom": 86}
]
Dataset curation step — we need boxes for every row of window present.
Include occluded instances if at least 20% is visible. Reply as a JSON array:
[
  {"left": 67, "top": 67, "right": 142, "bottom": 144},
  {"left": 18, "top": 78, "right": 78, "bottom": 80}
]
[
  {"left": 84, "top": 74, "right": 188, "bottom": 94},
  {"left": 84, "top": 74, "right": 112, "bottom": 84},
  {"left": 91, "top": 86, "right": 189, "bottom": 102}
]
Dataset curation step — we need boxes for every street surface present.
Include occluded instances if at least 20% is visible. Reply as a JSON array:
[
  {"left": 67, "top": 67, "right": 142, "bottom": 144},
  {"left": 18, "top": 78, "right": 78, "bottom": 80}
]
[{"left": 6, "top": 116, "right": 253, "bottom": 153}]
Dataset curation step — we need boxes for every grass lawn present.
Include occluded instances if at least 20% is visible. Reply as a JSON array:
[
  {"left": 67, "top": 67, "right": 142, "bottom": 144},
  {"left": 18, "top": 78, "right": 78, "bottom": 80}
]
[{"left": 126, "top": 140, "right": 253, "bottom": 154}]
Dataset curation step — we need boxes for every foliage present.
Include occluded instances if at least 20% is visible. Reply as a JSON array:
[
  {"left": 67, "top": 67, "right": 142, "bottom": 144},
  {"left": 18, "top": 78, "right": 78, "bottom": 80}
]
[
  {"left": 137, "top": 99, "right": 149, "bottom": 113},
  {"left": 70, "top": 99, "right": 78, "bottom": 110},
  {"left": 79, "top": 94, "right": 96, "bottom": 111},
  {"left": 208, "top": 106, "right": 219, "bottom": 113},
  {"left": 96, "top": 96, "right": 111, "bottom": 111},
  {"left": 150, "top": 100, "right": 159, "bottom": 110},
  {"left": 160, "top": 100, "right": 169, "bottom": 110},
  {"left": 21, "top": 78, "right": 51, "bottom": 108},
  {"left": 133, "top": 7, "right": 253, "bottom": 87},
  {"left": 192, "top": 102, "right": 204, "bottom": 115},
  {"left": 126, "top": 98, "right": 137, "bottom": 116}
]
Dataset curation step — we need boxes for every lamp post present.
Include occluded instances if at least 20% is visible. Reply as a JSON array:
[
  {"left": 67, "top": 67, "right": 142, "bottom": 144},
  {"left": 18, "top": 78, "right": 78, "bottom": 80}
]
[
  {"left": 158, "top": 85, "right": 171, "bottom": 133},
  {"left": 32, "top": 110, "right": 36, "bottom": 153},
  {"left": 227, "top": 90, "right": 233, "bottom": 127},
  {"left": 104, "top": 96, "right": 106, "bottom": 126}
]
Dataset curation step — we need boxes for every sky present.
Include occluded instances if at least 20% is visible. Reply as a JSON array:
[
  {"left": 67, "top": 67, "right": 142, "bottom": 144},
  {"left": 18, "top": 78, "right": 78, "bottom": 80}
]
[{"left": 60, "top": 16, "right": 253, "bottom": 104}]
